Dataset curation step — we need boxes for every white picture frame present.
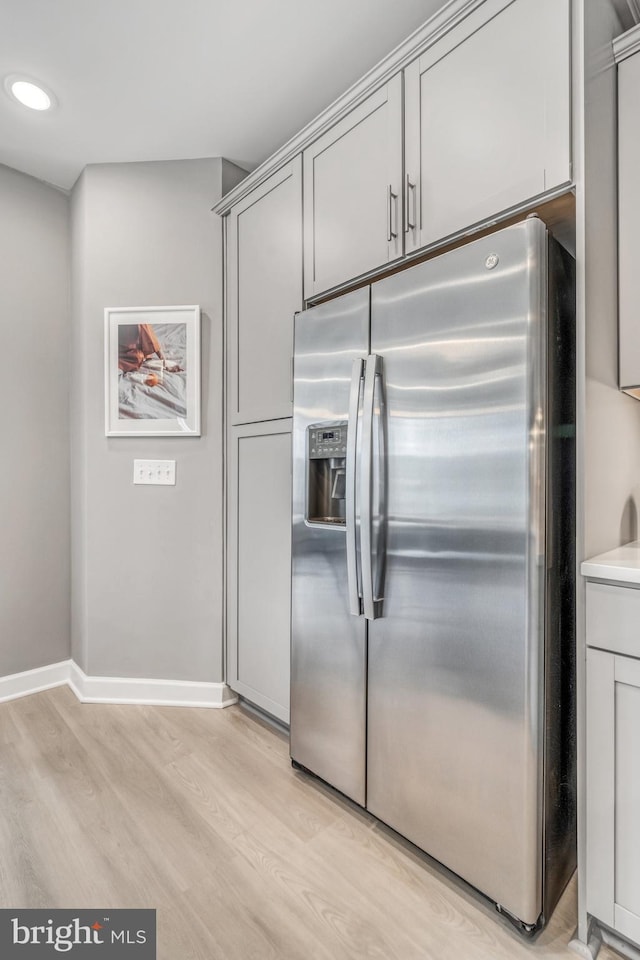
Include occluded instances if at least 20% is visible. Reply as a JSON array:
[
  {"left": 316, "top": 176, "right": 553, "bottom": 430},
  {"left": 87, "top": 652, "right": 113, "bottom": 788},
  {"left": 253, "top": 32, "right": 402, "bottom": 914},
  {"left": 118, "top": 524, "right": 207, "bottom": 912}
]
[{"left": 104, "top": 305, "right": 201, "bottom": 436}]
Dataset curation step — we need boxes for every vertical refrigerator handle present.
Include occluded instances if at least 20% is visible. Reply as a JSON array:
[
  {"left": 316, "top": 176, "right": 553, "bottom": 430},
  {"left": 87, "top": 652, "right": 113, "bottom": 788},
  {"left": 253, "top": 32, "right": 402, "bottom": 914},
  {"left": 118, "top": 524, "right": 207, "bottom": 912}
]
[
  {"left": 361, "top": 354, "right": 384, "bottom": 621},
  {"left": 346, "top": 358, "right": 364, "bottom": 617}
]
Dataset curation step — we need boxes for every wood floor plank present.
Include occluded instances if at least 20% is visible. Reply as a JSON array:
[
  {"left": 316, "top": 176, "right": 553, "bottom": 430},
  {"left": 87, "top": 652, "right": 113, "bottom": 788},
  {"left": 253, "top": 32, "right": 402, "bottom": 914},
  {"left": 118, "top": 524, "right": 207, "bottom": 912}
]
[
  {"left": 0, "top": 687, "right": 621, "bottom": 960},
  {"left": 0, "top": 743, "right": 55, "bottom": 907},
  {"left": 307, "top": 810, "right": 565, "bottom": 960},
  {"left": 157, "top": 706, "right": 342, "bottom": 844},
  {"left": 48, "top": 694, "right": 239, "bottom": 894},
  {"left": 2, "top": 695, "right": 197, "bottom": 908}
]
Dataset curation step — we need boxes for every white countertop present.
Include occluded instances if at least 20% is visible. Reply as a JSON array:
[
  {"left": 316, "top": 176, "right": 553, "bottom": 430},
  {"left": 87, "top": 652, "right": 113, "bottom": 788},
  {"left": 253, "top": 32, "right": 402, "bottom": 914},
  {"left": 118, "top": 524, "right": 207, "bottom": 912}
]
[{"left": 581, "top": 541, "right": 640, "bottom": 584}]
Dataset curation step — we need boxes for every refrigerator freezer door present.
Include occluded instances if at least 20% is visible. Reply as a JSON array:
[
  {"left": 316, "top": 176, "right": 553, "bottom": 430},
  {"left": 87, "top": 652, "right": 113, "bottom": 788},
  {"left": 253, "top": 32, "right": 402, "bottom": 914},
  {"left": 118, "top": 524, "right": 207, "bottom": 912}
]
[
  {"left": 290, "top": 288, "right": 370, "bottom": 805},
  {"left": 367, "top": 219, "right": 547, "bottom": 925}
]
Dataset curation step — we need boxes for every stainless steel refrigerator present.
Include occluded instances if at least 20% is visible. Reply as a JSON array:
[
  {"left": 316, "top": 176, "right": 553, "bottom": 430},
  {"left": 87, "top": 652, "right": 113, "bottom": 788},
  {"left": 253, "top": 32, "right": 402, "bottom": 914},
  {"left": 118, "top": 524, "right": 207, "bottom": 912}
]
[{"left": 290, "top": 217, "right": 576, "bottom": 933}]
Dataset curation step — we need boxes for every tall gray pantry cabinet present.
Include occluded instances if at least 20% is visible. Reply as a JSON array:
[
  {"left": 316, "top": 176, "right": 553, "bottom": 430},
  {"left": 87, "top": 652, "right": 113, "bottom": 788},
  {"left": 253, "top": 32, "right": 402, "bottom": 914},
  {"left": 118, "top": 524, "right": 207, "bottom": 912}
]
[
  {"left": 224, "top": 160, "right": 302, "bottom": 723},
  {"left": 218, "top": 0, "right": 572, "bottom": 726}
]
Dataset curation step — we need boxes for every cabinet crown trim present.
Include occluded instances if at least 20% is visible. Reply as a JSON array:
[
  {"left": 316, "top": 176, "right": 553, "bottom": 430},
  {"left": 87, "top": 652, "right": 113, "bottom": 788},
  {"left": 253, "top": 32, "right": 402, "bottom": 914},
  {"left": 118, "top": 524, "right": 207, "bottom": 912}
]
[
  {"left": 212, "top": 0, "right": 497, "bottom": 216},
  {"left": 614, "top": 23, "right": 640, "bottom": 63}
]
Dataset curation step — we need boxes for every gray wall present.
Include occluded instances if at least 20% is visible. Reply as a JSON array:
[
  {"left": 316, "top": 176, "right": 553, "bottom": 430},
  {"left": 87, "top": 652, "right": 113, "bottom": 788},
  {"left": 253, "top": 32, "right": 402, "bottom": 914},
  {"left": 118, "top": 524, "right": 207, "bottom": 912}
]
[
  {"left": 0, "top": 164, "right": 71, "bottom": 675},
  {"left": 70, "top": 158, "right": 235, "bottom": 681}
]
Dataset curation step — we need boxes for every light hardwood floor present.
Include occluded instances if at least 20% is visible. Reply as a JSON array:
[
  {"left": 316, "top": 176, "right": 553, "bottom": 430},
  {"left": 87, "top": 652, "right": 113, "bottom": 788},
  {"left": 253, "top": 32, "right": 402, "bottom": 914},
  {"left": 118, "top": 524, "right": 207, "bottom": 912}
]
[{"left": 0, "top": 686, "right": 617, "bottom": 960}]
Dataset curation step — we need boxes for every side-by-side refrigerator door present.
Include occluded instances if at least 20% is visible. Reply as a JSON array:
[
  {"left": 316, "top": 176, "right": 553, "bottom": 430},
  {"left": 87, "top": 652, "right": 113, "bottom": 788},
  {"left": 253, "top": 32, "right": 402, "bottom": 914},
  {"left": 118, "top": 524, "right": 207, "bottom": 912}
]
[
  {"left": 367, "top": 219, "right": 548, "bottom": 926},
  {"left": 290, "top": 287, "right": 370, "bottom": 806}
]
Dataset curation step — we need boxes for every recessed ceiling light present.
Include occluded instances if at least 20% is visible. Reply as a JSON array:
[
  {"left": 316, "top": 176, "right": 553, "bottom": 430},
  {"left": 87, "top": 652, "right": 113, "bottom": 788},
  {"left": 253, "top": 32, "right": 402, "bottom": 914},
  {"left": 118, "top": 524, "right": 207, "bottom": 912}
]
[{"left": 4, "top": 75, "right": 56, "bottom": 111}]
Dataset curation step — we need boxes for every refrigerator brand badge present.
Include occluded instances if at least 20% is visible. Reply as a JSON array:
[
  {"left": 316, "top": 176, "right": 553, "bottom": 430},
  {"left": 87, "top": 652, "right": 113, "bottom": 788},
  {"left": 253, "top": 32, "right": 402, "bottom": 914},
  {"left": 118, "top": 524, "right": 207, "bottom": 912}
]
[
  {"left": 485, "top": 254, "right": 499, "bottom": 269},
  {"left": 0, "top": 910, "right": 156, "bottom": 957}
]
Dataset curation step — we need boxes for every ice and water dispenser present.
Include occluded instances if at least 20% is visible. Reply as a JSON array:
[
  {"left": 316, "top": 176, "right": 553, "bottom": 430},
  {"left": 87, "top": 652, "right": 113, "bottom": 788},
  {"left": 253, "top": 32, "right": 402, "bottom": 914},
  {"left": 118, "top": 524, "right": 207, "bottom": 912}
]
[{"left": 306, "top": 421, "right": 348, "bottom": 525}]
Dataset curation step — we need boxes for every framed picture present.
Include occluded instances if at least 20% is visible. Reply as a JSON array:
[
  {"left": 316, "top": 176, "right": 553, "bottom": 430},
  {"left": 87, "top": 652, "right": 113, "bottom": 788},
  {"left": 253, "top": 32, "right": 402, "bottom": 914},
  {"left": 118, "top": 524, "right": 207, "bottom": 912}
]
[{"left": 104, "top": 305, "right": 201, "bottom": 436}]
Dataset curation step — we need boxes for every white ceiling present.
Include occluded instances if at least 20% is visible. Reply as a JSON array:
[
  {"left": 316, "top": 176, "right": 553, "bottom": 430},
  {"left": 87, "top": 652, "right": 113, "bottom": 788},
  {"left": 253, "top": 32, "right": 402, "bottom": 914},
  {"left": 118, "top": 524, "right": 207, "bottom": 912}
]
[{"left": 0, "top": 0, "right": 446, "bottom": 191}]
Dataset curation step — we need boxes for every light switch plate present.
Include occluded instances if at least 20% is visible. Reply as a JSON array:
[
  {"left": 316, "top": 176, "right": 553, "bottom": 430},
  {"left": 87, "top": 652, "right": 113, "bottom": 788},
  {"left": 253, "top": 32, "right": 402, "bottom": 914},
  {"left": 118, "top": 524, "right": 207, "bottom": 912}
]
[{"left": 133, "top": 459, "right": 176, "bottom": 485}]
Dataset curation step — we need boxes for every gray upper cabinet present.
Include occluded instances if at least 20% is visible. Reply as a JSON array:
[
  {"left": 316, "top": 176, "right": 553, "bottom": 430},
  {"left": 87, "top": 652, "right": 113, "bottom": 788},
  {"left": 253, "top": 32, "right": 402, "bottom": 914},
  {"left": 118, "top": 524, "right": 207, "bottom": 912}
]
[
  {"left": 221, "top": 0, "right": 574, "bottom": 304},
  {"left": 404, "top": 0, "right": 571, "bottom": 253},
  {"left": 226, "top": 158, "right": 302, "bottom": 424},
  {"left": 303, "top": 75, "right": 403, "bottom": 299},
  {"left": 616, "top": 29, "right": 640, "bottom": 399}
]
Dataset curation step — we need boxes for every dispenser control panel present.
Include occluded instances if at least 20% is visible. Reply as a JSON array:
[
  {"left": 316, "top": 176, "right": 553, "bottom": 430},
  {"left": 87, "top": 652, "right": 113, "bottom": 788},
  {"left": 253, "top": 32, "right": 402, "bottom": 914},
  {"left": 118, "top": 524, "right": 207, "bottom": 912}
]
[
  {"left": 309, "top": 426, "right": 347, "bottom": 459},
  {"left": 306, "top": 421, "right": 348, "bottom": 525}
]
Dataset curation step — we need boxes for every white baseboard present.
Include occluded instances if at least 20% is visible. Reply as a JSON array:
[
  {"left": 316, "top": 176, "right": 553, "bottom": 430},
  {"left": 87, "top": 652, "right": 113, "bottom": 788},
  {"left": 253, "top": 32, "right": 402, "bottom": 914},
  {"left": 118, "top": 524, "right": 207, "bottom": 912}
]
[
  {"left": 0, "top": 659, "right": 238, "bottom": 709},
  {"left": 68, "top": 662, "right": 238, "bottom": 708},
  {"left": 0, "top": 659, "right": 72, "bottom": 703}
]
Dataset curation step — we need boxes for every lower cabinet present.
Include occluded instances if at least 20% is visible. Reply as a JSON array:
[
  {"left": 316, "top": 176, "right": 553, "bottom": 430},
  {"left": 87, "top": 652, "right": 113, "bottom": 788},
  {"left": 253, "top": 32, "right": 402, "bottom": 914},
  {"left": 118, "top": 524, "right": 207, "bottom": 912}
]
[
  {"left": 586, "top": 582, "right": 640, "bottom": 947},
  {"left": 226, "top": 419, "right": 292, "bottom": 723}
]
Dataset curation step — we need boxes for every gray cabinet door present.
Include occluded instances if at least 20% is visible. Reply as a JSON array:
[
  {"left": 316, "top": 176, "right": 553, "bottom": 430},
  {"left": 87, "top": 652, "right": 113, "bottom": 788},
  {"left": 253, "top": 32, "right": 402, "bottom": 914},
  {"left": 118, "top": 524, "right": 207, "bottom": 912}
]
[
  {"left": 303, "top": 75, "right": 403, "bottom": 299},
  {"left": 618, "top": 51, "right": 640, "bottom": 396},
  {"left": 227, "top": 419, "right": 292, "bottom": 722},
  {"left": 404, "top": 0, "right": 571, "bottom": 254},
  {"left": 587, "top": 646, "right": 640, "bottom": 946},
  {"left": 226, "top": 159, "right": 302, "bottom": 425}
]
